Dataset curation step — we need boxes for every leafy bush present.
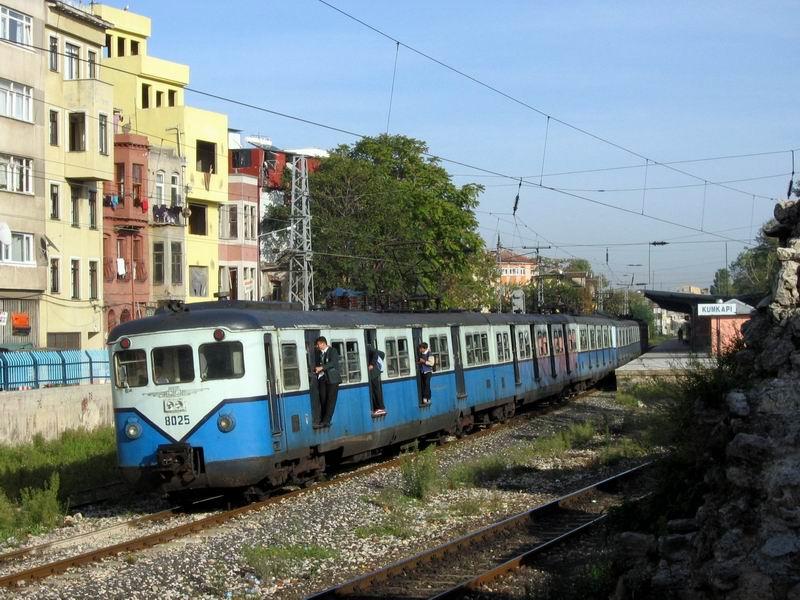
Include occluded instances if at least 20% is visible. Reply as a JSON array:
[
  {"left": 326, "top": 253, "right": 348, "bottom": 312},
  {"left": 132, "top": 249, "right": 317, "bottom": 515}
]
[
  {"left": 19, "top": 472, "right": 62, "bottom": 535},
  {"left": 400, "top": 446, "right": 439, "bottom": 500}
]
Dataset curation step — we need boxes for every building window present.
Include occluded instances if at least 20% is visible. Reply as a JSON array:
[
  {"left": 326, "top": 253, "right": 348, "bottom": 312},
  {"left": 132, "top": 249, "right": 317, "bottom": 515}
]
[
  {"left": 49, "top": 110, "right": 58, "bottom": 145},
  {"left": 170, "top": 173, "right": 180, "bottom": 205},
  {"left": 170, "top": 241, "right": 182, "bottom": 284},
  {"left": 89, "top": 260, "right": 98, "bottom": 299},
  {"left": 104, "top": 34, "right": 111, "bottom": 58},
  {"left": 0, "top": 6, "right": 32, "bottom": 45},
  {"left": 130, "top": 39, "right": 139, "bottom": 55},
  {"left": 189, "top": 266, "right": 208, "bottom": 297},
  {"left": 88, "top": 190, "right": 97, "bottom": 229},
  {"left": 0, "top": 232, "right": 33, "bottom": 264},
  {"left": 155, "top": 90, "right": 163, "bottom": 107},
  {"left": 153, "top": 242, "right": 164, "bottom": 284},
  {"left": 70, "top": 259, "right": 80, "bottom": 299},
  {"left": 98, "top": 114, "right": 108, "bottom": 155},
  {"left": 50, "top": 258, "right": 60, "bottom": 293},
  {"left": 141, "top": 83, "right": 150, "bottom": 109},
  {"left": 50, "top": 183, "right": 59, "bottom": 219},
  {"left": 196, "top": 140, "right": 216, "bottom": 173},
  {"left": 0, "top": 154, "right": 32, "bottom": 193},
  {"left": 65, "top": 43, "right": 80, "bottom": 80},
  {"left": 71, "top": 187, "right": 80, "bottom": 227},
  {"left": 115, "top": 163, "right": 124, "bottom": 201},
  {"left": 116, "top": 36, "right": 125, "bottom": 57},
  {"left": 188, "top": 203, "right": 207, "bottom": 235},
  {"left": 87, "top": 51, "right": 96, "bottom": 79},
  {"left": 0, "top": 78, "right": 32, "bottom": 122},
  {"left": 49, "top": 36, "right": 59, "bottom": 70},
  {"left": 68, "top": 112, "right": 86, "bottom": 151},
  {"left": 168, "top": 89, "right": 176, "bottom": 107},
  {"left": 155, "top": 171, "right": 164, "bottom": 205},
  {"left": 132, "top": 164, "right": 143, "bottom": 203},
  {"left": 228, "top": 205, "right": 238, "bottom": 238},
  {"left": 243, "top": 205, "right": 250, "bottom": 240}
]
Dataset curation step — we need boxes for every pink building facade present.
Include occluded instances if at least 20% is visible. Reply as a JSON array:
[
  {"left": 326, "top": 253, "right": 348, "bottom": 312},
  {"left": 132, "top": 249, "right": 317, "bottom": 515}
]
[
  {"left": 219, "top": 172, "right": 259, "bottom": 300},
  {"left": 102, "top": 133, "right": 151, "bottom": 330}
]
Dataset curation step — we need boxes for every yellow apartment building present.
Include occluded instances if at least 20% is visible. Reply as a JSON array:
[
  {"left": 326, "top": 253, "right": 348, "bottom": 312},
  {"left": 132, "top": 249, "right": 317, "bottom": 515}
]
[
  {"left": 41, "top": 1, "right": 113, "bottom": 349},
  {"left": 91, "top": 4, "right": 228, "bottom": 303}
]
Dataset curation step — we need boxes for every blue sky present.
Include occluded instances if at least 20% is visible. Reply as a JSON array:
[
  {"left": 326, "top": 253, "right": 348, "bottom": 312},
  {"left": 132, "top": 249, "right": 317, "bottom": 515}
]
[{"left": 111, "top": 1, "right": 797, "bottom": 290}]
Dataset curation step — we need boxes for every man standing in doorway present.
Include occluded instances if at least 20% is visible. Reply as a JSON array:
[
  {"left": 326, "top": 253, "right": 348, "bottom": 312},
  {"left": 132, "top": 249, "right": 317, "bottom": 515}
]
[
  {"left": 314, "top": 336, "right": 341, "bottom": 427},
  {"left": 417, "top": 342, "right": 434, "bottom": 405}
]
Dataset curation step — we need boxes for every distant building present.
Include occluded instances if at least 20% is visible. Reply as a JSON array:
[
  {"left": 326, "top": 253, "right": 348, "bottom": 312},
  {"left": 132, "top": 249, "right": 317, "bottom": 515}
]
[
  {"left": 493, "top": 249, "right": 537, "bottom": 287},
  {"left": 93, "top": 3, "right": 229, "bottom": 304},
  {"left": 677, "top": 284, "right": 710, "bottom": 295},
  {"left": 102, "top": 133, "right": 150, "bottom": 330},
  {"left": 41, "top": 1, "right": 113, "bottom": 348}
]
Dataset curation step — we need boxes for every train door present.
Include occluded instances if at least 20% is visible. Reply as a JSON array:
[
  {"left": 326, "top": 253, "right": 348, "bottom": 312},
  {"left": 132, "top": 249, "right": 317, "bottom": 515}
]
[
  {"left": 304, "top": 329, "right": 322, "bottom": 425},
  {"left": 364, "top": 329, "right": 382, "bottom": 405},
  {"left": 562, "top": 324, "right": 572, "bottom": 375},
  {"left": 547, "top": 325, "right": 557, "bottom": 378},
  {"left": 530, "top": 324, "right": 541, "bottom": 381},
  {"left": 450, "top": 326, "right": 467, "bottom": 400},
  {"left": 263, "top": 334, "right": 284, "bottom": 452},
  {"left": 509, "top": 324, "right": 521, "bottom": 386},
  {"left": 412, "top": 327, "right": 423, "bottom": 401}
]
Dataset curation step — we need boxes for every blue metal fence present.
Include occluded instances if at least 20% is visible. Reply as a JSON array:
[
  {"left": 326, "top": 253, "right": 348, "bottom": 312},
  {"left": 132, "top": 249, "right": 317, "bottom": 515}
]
[{"left": 0, "top": 350, "right": 110, "bottom": 391}]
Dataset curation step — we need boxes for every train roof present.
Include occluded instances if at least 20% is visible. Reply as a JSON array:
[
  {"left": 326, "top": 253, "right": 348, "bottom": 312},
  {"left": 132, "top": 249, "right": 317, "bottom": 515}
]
[{"left": 107, "top": 301, "right": 639, "bottom": 342}]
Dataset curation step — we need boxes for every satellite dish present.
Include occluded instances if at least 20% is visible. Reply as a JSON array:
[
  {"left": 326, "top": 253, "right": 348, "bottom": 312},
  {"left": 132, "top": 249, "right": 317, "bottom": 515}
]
[{"left": 0, "top": 222, "right": 11, "bottom": 246}]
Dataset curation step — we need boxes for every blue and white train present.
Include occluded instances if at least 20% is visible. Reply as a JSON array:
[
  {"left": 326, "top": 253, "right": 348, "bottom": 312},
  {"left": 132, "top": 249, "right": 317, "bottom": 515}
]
[{"left": 107, "top": 302, "right": 645, "bottom": 496}]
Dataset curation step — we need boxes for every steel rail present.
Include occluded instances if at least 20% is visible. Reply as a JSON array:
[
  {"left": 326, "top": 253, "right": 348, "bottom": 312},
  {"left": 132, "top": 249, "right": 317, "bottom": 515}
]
[
  {"left": 0, "top": 388, "right": 606, "bottom": 589},
  {"left": 306, "top": 461, "right": 651, "bottom": 600}
]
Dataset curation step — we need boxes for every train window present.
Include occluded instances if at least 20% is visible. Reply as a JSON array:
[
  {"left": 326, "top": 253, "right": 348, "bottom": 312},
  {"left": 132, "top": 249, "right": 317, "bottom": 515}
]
[
  {"left": 114, "top": 349, "right": 148, "bottom": 388},
  {"left": 568, "top": 329, "right": 577, "bottom": 352},
  {"left": 589, "top": 328, "right": 596, "bottom": 350},
  {"left": 280, "top": 343, "right": 300, "bottom": 391},
  {"left": 465, "top": 332, "right": 490, "bottom": 366},
  {"left": 604, "top": 328, "right": 609, "bottom": 348},
  {"left": 199, "top": 341, "right": 245, "bottom": 381},
  {"left": 385, "top": 337, "right": 411, "bottom": 378},
  {"left": 518, "top": 330, "right": 532, "bottom": 359},
  {"left": 428, "top": 334, "right": 450, "bottom": 371},
  {"left": 332, "top": 340, "right": 361, "bottom": 383},
  {"left": 496, "top": 332, "right": 511, "bottom": 362},
  {"left": 579, "top": 326, "right": 587, "bottom": 351},
  {"left": 152, "top": 345, "right": 194, "bottom": 385},
  {"left": 536, "top": 330, "right": 549, "bottom": 357},
  {"left": 551, "top": 330, "right": 559, "bottom": 354}
]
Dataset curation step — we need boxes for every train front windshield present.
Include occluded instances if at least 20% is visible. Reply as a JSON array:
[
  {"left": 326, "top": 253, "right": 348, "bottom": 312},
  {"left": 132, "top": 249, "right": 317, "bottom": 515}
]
[{"left": 113, "top": 341, "right": 245, "bottom": 388}]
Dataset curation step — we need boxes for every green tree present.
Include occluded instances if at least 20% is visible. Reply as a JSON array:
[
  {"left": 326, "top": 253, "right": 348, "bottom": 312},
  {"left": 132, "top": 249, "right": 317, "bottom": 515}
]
[
  {"left": 301, "top": 134, "right": 491, "bottom": 308},
  {"left": 729, "top": 230, "right": 778, "bottom": 295},
  {"left": 628, "top": 292, "right": 655, "bottom": 336},
  {"left": 710, "top": 268, "right": 732, "bottom": 295}
]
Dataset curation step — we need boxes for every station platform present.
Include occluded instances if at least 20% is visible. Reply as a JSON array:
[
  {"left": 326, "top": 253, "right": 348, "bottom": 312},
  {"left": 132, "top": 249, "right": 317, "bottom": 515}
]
[{"left": 616, "top": 339, "right": 713, "bottom": 389}]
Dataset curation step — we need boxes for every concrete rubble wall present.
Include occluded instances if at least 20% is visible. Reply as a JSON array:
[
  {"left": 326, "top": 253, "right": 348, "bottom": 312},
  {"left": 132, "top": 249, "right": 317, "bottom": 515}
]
[
  {"left": 0, "top": 385, "right": 113, "bottom": 445},
  {"left": 615, "top": 199, "right": 800, "bottom": 600}
]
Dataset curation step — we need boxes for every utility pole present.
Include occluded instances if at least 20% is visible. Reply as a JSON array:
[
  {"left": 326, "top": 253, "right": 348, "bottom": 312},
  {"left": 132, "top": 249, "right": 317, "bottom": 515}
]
[
  {"left": 522, "top": 245, "right": 551, "bottom": 311},
  {"left": 287, "top": 154, "right": 314, "bottom": 310},
  {"left": 495, "top": 235, "right": 502, "bottom": 313}
]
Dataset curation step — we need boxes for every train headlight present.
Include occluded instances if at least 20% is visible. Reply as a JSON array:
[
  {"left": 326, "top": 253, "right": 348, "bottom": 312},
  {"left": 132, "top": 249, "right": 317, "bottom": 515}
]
[
  {"left": 217, "top": 413, "right": 236, "bottom": 433},
  {"left": 124, "top": 419, "right": 142, "bottom": 440},
  {"left": 213, "top": 328, "right": 225, "bottom": 341}
]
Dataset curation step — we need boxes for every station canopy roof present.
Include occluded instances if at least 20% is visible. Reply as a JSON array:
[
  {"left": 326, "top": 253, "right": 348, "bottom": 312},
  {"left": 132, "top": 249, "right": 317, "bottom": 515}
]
[{"left": 644, "top": 290, "right": 764, "bottom": 314}]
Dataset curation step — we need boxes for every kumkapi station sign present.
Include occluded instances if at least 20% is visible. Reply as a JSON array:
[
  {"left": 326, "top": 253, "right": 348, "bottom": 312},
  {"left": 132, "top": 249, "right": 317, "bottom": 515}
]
[{"left": 697, "top": 299, "right": 753, "bottom": 317}]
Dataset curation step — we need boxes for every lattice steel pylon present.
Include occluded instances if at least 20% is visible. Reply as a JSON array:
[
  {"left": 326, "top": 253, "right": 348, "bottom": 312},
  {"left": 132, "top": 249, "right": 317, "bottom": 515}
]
[{"left": 286, "top": 154, "right": 315, "bottom": 310}]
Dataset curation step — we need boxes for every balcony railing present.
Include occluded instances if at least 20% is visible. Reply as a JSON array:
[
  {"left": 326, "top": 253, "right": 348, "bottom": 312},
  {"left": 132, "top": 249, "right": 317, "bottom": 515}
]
[{"left": 152, "top": 203, "right": 184, "bottom": 225}]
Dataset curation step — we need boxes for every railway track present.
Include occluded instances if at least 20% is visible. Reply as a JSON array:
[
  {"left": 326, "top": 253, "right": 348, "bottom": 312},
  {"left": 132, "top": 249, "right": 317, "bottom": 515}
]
[
  {"left": 306, "top": 462, "right": 651, "bottom": 600},
  {"left": 0, "top": 388, "right": 608, "bottom": 590}
]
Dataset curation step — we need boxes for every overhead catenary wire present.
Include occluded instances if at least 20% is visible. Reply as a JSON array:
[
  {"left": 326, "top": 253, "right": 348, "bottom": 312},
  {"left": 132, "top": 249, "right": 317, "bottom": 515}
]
[{"left": 314, "top": 0, "right": 779, "bottom": 202}]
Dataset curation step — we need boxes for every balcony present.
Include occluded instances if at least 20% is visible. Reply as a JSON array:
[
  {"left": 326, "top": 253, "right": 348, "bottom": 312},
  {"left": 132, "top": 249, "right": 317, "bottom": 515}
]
[{"left": 152, "top": 203, "right": 184, "bottom": 226}]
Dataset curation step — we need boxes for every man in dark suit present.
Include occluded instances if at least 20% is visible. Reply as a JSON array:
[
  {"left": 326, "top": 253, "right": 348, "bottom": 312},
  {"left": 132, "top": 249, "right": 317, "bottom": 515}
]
[
  {"left": 367, "top": 344, "right": 386, "bottom": 416},
  {"left": 313, "top": 336, "right": 341, "bottom": 427}
]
